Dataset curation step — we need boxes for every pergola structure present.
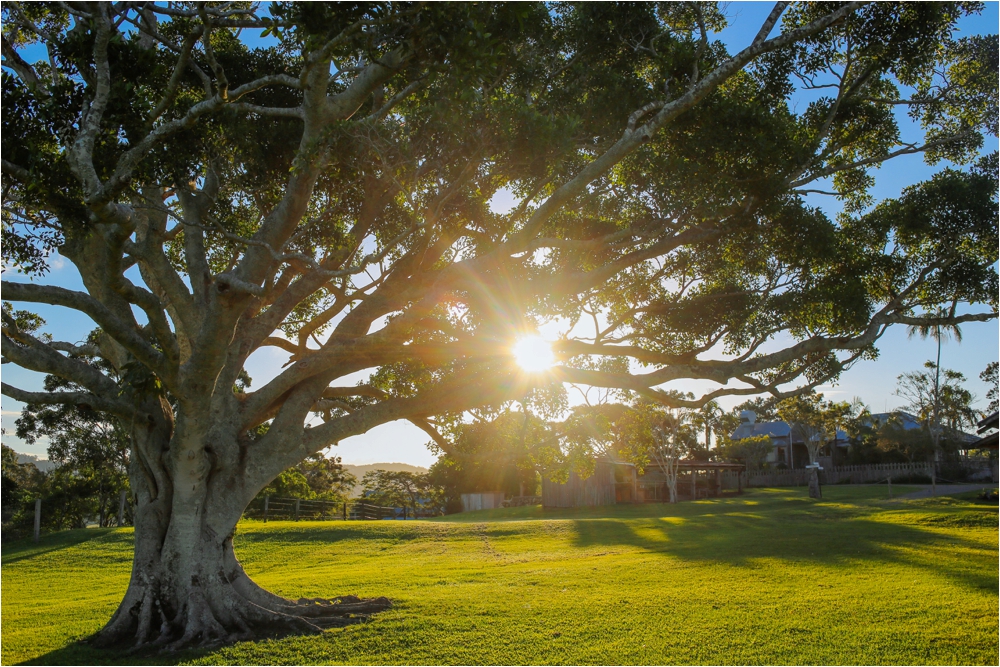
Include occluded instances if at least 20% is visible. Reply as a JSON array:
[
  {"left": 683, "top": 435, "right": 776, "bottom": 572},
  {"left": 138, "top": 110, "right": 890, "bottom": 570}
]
[
  {"left": 640, "top": 460, "right": 747, "bottom": 500},
  {"left": 542, "top": 458, "right": 748, "bottom": 508}
]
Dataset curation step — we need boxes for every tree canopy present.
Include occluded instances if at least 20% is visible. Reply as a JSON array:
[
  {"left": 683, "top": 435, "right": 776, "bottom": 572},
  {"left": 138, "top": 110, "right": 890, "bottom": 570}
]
[
  {"left": 896, "top": 361, "right": 979, "bottom": 435},
  {"left": 1, "top": 1, "right": 997, "bottom": 649},
  {"left": 775, "top": 392, "right": 857, "bottom": 464}
]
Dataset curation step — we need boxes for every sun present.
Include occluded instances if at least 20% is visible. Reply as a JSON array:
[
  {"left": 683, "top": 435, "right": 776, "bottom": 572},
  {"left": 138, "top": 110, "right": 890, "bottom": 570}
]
[{"left": 512, "top": 335, "right": 555, "bottom": 372}]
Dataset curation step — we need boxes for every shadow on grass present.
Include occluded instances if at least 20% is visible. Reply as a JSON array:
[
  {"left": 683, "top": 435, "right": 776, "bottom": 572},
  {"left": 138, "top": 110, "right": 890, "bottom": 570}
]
[
  {"left": 19, "top": 642, "right": 214, "bottom": 667},
  {"left": 12, "top": 489, "right": 996, "bottom": 665},
  {"left": 1, "top": 527, "right": 131, "bottom": 565},
  {"left": 567, "top": 492, "right": 998, "bottom": 594},
  {"left": 18, "top": 612, "right": 379, "bottom": 666},
  {"left": 234, "top": 519, "right": 437, "bottom": 547}
]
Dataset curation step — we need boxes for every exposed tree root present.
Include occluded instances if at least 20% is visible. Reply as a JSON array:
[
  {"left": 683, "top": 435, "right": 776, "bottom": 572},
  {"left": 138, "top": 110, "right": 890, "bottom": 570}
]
[
  {"left": 92, "top": 523, "right": 394, "bottom": 653},
  {"left": 93, "top": 580, "right": 392, "bottom": 652}
]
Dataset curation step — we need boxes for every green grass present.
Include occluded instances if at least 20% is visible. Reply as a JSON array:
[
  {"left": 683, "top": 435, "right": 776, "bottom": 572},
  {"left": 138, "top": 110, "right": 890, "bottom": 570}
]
[{"left": 2, "top": 486, "right": 997, "bottom": 665}]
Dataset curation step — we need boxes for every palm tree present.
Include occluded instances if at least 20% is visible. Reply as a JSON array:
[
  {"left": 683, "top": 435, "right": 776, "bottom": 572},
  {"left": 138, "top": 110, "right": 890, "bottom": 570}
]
[
  {"left": 907, "top": 308, "right": 964, "bottom": 459},
  {"left": 694, "top": 400, "right": 724, "bottom": 452}
]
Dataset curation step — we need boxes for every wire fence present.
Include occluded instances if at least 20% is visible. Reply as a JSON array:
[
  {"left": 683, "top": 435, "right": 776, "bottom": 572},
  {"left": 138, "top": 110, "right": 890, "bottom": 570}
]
[
  {"left": 1, "top": 489, "right": 133, "bottom": 542},
  {"left": 242, "top": 496, "right": 430, "bottom": 522},
  {"left": 2, "top": 493, "right": 435, "bottom": 543}
]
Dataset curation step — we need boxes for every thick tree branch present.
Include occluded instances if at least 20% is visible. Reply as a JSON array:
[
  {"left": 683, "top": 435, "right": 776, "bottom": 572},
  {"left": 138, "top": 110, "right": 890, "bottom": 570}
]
[
  {"left": 0, "top": 383, "right": 132, "bottom": 418},
  {"left": 1, "top": 281, "right": 171, "bottom": 383}
]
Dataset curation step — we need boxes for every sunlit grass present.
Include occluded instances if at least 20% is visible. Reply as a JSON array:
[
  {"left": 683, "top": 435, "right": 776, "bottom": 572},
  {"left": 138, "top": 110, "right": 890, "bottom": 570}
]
[{"left": 2, "top": 486, "right": 996, "bottom": 665}]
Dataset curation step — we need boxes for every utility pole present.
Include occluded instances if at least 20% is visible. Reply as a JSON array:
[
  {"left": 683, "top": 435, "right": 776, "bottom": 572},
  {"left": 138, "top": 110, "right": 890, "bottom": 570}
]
[
  {"left": 931, "top": 323, "right": 942, "bottom": 461},
  {"left": 117, "top": 490, "right": 128, "bottom": 527},
  {"left": 33, "top": 498, "right": 41, "bottom": 542}
]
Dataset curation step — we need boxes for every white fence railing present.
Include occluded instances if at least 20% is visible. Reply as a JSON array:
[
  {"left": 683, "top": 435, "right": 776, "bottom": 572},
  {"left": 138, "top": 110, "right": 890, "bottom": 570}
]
[{"left": 716, "top": 460, "right": 997, "bottom": 490}]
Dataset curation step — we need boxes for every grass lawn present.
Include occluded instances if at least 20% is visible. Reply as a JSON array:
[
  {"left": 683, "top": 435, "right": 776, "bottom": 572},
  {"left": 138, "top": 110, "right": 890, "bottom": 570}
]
[{"left": 2, "top": 485, "right": 997, "bottom": 665}]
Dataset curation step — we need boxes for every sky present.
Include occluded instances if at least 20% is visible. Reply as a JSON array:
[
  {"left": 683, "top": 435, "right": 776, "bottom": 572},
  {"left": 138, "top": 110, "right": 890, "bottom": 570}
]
[{"left": 2, "top": 2, "right": 998, "bottom": 467}]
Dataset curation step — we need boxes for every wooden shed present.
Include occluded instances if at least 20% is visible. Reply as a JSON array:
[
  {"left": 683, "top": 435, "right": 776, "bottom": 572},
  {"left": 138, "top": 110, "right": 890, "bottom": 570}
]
[{"left": 542, "top": 460, "right": 637, "bottom": 508}]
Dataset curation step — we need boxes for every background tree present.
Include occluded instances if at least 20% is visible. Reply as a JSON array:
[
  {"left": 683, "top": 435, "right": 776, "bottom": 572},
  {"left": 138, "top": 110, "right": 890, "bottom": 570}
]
[
  {"left": 558, "top": 396, "right": 703, "bottom": 473},
  {"left": 1, "top": 444, "right": 44, "bottom": 532},
  {"left": 649, "top": 411, "right": 691, "bottom": 504},
  {"left": 255, "top": 453, "right": 356, "bottom": 502},
  {"left": 870, "top": 412, "right": 936, "bottom": 463},
  {"left": 980, "top": 361, "right": 998, "bottom": 415},
  {"left": 693, "top": 400, "right": 724, "bottom": 452},
  {"left": 906, "top": 309, "right": 965, "bottom": 456},
  {"left": 775, "top": 393, "right": 855, "bottom": 465},
  {"left": 896, "top": 362, "right": 979, "bottom": 446},
  {"left": 1, "top": 2, "right": 996, "bottom": 648},
  {"left": 359, "top": 469, "right": 440, "bottom": 516},
  {"left": 732, "top": 397, "right": 780, "bottom": 422},
  {"left": 1, "top": 445, "right": 30, "bottom": 511},
  {"left": 718, "top": 434, "right": 774, "bottom": 472},
  {"left": 299, "top": 454, "right": 357, "bottom": 500},
  {"left": 838, "top": 400, "right": 897, "bottom": 465},
  {"left": 14, "top": 379, "right": 132, "bottom": 528},
  {"left": 427, "top": 409, "right": 551, "bottom": 512}
]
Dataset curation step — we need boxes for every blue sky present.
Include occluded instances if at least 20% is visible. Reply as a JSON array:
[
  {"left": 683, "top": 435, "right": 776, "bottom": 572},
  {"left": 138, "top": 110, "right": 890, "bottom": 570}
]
[{"left": 2, "top": 3, "right": 998, "bottom": 466}]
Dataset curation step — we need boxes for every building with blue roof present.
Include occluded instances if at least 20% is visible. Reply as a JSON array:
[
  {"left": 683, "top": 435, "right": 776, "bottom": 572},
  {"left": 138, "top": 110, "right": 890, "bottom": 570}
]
[
  {"left": 730, "top": 409, "right": 979, "bottom": 468},
  {"left": 729, "top": 410, "right": 850, "bottom": 469}
]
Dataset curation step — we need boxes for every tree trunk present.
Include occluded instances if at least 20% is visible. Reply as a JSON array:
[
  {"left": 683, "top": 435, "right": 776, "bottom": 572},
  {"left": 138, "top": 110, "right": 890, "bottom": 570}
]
[
  {"left": 806, "top": 443, "right": 820, "bottom": 466},
  {"left": 665, "top": 461, "right": 679, "bottom": 504},
  {"left": 807, "top": 466, "right": 822, "bottom": 499},
  {"left": 94, "top": 402, "right": 390, "bottom": 650}
]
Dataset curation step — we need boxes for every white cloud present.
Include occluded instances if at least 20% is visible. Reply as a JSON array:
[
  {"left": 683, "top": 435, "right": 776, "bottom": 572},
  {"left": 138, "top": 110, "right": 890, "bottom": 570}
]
[{"left": 48, "top": 251, "right": 68, "bottom": 271}]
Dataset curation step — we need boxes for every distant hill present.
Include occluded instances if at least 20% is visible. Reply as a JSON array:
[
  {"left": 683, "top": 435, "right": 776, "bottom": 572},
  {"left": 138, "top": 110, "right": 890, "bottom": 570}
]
[
  {"left": 342, "top": 462, "right": 429, "bottom": 497},
  {"left": 15, "top": 452, "right": 58, "bottom": 473}
]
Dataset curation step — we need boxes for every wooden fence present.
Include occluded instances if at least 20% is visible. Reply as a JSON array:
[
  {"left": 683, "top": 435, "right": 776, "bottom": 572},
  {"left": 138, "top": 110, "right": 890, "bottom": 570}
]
[
  {"left": 717, "top": 459, "right": 997, "bottom": 490},
  {"left": 243, "top": 497, "right": 414, "bottom": 521}
]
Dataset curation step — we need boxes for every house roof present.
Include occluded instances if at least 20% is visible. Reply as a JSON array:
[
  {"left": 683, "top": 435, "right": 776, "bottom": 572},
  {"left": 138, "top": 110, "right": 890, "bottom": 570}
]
[
  {"left": 868, "top": 411, "right": 923, "bottom": 430},
  {"left": 977, "top": 411, "right": 999, "bottom": 435},
  {"left": 970, "top": 431, "right": 999, "bottom": 450},
  {"left": 731, "top": 421, "right": 791, "bottom": 441},
  {"left": 972, "top": 412, "right": 999, "bottom": 449},
  {"left": 731, "top": 420, "right": 848, "bottom": 445},
  {"left": 869, "top": 411, "right": 980, "bottom": 445}
]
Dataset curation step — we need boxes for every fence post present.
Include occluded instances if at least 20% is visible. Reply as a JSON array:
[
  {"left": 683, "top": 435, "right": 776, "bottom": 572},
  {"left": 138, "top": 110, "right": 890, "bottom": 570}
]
[
  {"left": 295, "top": 498, "right": 300, "bottom": 521},
  {"left": 263, "top": 495, "right": 269, "bottom": 523},
  {"left": 343, "top": 501, "right": 347, "bottom": 521},
  {"left": 33, "top": 498, "right": 41, "bottom": 542},
  {"left": 403, "top": 505, "right": 407, "bottom": 520},
  {"left": 118, "top": 490, "right": 127, "bottom": 527}
]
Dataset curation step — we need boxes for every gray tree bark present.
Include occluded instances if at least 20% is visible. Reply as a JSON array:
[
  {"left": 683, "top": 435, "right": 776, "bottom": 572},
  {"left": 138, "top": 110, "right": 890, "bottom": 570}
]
[
  {"left": 93, "top": 398, "right": 389, "bottom": 649},
  {"left": 807, "top": 467, "right": 822, "bottom": 499}
]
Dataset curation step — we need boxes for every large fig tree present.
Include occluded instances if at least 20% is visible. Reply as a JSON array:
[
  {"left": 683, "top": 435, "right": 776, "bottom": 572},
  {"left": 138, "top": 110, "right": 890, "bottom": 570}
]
[{"left": 2, "top": 1, "right": 996, "bottom": 648}]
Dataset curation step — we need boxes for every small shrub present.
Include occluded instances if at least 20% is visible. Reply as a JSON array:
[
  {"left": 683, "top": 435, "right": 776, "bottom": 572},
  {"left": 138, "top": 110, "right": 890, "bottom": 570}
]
[{"left": 976, "top": 489, "right": 999, "bottom": 503}]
